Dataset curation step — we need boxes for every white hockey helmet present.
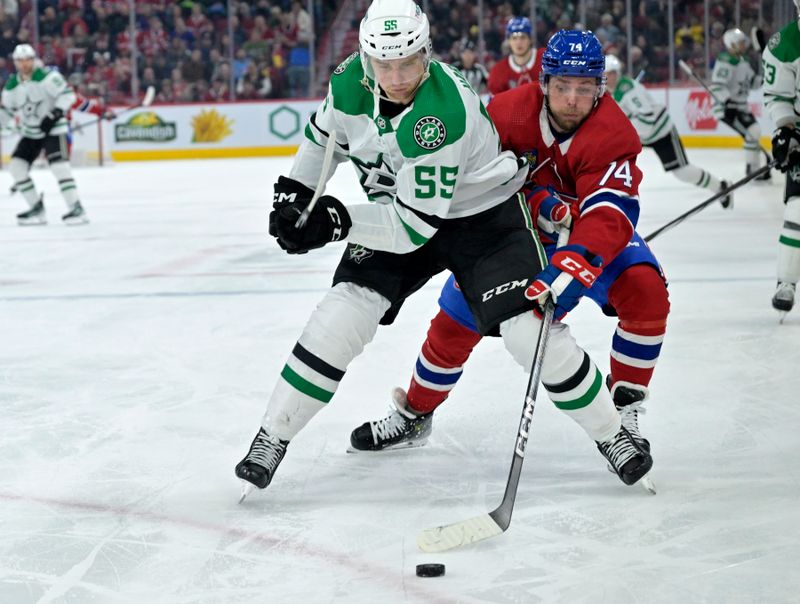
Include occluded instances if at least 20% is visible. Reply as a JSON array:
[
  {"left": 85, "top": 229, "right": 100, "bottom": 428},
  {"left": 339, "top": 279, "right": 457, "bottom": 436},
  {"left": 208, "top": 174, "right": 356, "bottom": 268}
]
[
  {"left": 359, "top": 0, "right": 430, "bottom": 64},
  {"left": 12, "top": 44, "right": 36, "bottom": 61},
  {"left": 604, "top": 54, "right": 623, "bottom": 74},
  {"left": 723, "top": 28, "right": 749, "bottom": 53}
]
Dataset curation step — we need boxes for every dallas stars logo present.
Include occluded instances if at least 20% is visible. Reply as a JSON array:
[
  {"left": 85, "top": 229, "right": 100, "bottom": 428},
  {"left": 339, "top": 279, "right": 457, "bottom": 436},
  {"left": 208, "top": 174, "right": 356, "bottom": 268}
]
[
  {"left": 351, "top": 153, "right": 397, "bottom": 201},
  {"left": 413, "top": 116, "right": 446, "bottom": 149}
]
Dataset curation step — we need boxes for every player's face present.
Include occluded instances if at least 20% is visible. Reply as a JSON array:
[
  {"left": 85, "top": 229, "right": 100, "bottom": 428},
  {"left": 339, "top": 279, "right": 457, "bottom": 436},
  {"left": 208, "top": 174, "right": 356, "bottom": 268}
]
[
  {"left": 508, "top": 33, "right": 532, "bottom": 58},
  {"left": 605, "top": 71, "right": 619, "bottom": 92},
  {"left": 14, "top": 57, "right": 34, "bottom": 77},
  {"left": 546, "top": 75, "right": 599, "bottom": 132},
  {"left": 370, "top": 53, "right": 426, "bottom": 104}
]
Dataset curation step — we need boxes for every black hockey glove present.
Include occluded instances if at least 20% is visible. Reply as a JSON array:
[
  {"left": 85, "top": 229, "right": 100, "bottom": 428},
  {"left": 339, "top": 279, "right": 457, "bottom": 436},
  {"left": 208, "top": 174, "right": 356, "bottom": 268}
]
[
  {"left": 269, "top": 177, "right": 351, "bottom": 254},
  {"left": 39, "top": 108, "right": 64, "bottom": 135},
  {"left": 771, "top": 126, "right": 800, "bottom": 172},
  {"left": 722, "top": 100, "right": 738, "bottom": 123}
]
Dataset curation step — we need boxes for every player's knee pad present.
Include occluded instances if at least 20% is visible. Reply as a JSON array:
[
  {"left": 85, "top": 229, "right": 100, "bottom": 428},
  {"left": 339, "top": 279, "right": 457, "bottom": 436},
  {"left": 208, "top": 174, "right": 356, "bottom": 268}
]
[
  {"left": 9, "top": 157, "right": 30, "bottom": 183},
  {"left": 608, "top": 265, "right": 670, "bottom": 332},
  {"left": 784, "top": 196, "right": 800, "bottom": 222},
  {"left": 499, "top": 313, "right": 585, "bottom": 383},
  {"left": 49, "top": 160, "right": 74, "bottom": 181},
  {"left": 297, "top": 282, "right": 390, "bottom": 370}
]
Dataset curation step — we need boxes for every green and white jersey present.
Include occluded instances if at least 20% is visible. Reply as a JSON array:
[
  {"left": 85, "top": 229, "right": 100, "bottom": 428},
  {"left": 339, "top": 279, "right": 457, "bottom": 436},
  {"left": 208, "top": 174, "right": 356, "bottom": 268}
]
[
  {"left": 0, "top": 67, "right": 74, "bottom": 139},
  {"left": 611, "top": 76, "right": 673, "bottom": 145},
  {"left": 710, "top": 50, "right": 759, "bottom": 112},
  {"left": 762, "top": 20, "right": 800, "bottom": 129},
  {"left": 291, "top": 54, "right": 526, "bottom": 254}
]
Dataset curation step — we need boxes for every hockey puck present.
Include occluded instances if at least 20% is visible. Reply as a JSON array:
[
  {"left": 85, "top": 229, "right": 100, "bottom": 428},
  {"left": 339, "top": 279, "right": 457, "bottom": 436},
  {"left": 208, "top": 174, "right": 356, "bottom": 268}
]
[{"left": 416, "top": 563, "right": 445, "bottom": 578}]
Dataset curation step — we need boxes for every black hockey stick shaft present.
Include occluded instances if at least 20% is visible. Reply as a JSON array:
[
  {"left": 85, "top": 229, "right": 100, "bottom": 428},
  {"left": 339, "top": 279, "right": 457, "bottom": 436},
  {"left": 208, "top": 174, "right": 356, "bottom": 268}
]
[
  {"left": 644, "top": 160, "right": 777, "bottom": 242},
  {"left": 678, "top": 60, "right": 772, "bottom": 162}
]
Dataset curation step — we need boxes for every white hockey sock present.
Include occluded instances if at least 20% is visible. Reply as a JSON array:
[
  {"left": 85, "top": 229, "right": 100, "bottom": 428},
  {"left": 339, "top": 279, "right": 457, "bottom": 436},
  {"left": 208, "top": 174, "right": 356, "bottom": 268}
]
[
  {"left": 778, "top": 197, "right": 800, "bottom": 284},
  {"left": 262, "top": 282, "right": 391, "bottom": 441},
  {"left": 500, "top": 313, "right": 620, "bottom": 442},
  {"left": 670, "top": 164, "right": 721, "bottom": 191},
  {"left": 9, "top": 158, "right": 39, "bottom": 207},
  {"left": 50, "top": 161, "right": 80, "bottom": 207}
]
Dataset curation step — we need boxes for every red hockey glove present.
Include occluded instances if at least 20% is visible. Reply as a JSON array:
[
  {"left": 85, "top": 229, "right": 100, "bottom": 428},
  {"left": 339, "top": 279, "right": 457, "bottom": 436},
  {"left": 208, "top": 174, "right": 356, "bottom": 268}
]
[{"left": 525, "top": 245, "right": 603, "bottom": 318}]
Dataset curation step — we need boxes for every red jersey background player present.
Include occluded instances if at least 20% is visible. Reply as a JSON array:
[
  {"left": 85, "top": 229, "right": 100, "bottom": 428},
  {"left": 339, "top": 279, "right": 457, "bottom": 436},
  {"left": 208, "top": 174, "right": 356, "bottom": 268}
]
[{"left": 487, "top": 16, "right": 545, "bottom": 95}]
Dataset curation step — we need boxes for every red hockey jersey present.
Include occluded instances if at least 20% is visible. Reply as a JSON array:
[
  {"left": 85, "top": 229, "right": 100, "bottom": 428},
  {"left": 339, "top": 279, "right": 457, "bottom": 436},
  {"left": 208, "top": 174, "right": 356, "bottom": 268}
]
[
  {"left": 487, "top": 84, "right": 642, "bottom": 265},
  {"left": 487, "top": 48, "right": 545, "bottom": 95}
]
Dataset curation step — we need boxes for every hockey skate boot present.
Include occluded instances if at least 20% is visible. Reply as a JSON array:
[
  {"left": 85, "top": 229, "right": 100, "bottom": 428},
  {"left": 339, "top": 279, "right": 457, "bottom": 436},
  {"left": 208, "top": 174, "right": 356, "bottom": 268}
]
[
  {"left": 747, "top": 164, "right": 772, "bottom": 182},
  {"left": 16, "top": 196, "right": 46, "bottom": 226},
  {"left": 607, "top": 376, "right": 650, "bottom": 453},
  {"left": 772, "top": 281, "right": 796, "bottom": 318},
  {"left": 349, "top": 387, "right": 432, "bottom": 452},
  {"left": 719, "top": 180, "right": 733, "bottom": 210},
  {"left": 596, "top": 426, "right": 653, "bottom": 486},
  {"left": 62, "top": 201, "right": 89, "bottom": 225},
  {"left": 235, "top": 428, "right": 288, "bottom": 496}
]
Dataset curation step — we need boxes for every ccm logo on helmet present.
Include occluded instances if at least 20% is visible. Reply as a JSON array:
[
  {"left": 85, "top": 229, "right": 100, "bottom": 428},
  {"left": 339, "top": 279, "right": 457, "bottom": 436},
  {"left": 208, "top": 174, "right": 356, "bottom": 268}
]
[{"left": 563, "top": 60, "right": 588, "bottom": 66}]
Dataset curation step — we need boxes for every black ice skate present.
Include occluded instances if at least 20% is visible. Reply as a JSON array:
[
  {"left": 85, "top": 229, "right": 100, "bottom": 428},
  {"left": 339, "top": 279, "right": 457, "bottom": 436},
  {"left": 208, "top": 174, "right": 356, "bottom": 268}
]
[
  {"left": 235, "top": 428, "right": 288, "bottom": 502},
  {"left": 596, "top": 426, "right": 653, "bottom": 487},
  {"left": 62, "top": 201, "right": 89, "bottom": 225},
  {"left": 608, "top": 377, "right": 650, "bottom": 453},
  {"left": 747, "top": 164, "right": 772, "bottom": 182},
  {"left": 16, "top": 195, "right": 46, "bottom": 226},
  {"left": 349, "top": 387, "right": 432, "bottom": 452},
  {"left": 772, "top": 281, "right": 795, "bottom": 323},
  {"left": 719, "top": 180, "right": 733, "bottom": 209}
]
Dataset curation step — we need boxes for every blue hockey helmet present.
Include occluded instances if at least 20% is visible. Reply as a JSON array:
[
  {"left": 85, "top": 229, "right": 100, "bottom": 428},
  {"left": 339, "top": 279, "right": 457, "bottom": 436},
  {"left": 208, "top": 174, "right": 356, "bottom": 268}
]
[
  {"left": 541, "top": 29, "right": 605, "bottom": 78},
  {"left": 506, "top": 16, "right": 532, "bottom": 38}
]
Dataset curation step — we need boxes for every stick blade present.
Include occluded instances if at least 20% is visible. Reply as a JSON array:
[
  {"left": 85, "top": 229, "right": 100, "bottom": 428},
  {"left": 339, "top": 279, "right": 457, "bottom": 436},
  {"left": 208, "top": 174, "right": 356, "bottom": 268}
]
[
  {"left": 142, "top": 86, "right": 156, "bottom": 107},
  {"left": 417, "top": 513, "right": 505, "bottom": 553},
  {"left": 678, "top": 59, "right": 692, "bottom": 75}
]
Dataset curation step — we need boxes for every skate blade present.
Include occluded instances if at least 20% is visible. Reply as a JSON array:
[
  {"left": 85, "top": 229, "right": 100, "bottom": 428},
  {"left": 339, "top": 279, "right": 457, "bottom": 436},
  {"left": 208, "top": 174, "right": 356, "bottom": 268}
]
[
  {"left": 63, "top": 217, "right": 89, "bottom": 226},
  {"left": 17, "top": 218, "right": 47, "bottom": 226},
  {"left": 238, "top": 481, "right": 255, "bottom": 504},
  {"left": 346, "top": 439, "right": 428, "bottom": 454},
  {"left": 639, "top": 474, "right": 657, "bottom": 495}
]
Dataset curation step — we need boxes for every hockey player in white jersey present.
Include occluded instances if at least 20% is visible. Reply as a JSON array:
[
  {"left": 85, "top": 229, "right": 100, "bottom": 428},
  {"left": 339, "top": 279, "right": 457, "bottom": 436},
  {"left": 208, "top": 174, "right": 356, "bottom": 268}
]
[
  {"left": 0, "top": 44, "right": 88, "bottom": 225},
  {"left": 711, "top": 28, "right": 771, "bottom": 181},
  {"left": 235, "top": 1, "right": 651, "bottom": 499},
  {"left": 605, "top": 55, "right": 732, "bottom": 208},
  {"left": 763, "top": 4, "right": 800, "bottom": 317}
]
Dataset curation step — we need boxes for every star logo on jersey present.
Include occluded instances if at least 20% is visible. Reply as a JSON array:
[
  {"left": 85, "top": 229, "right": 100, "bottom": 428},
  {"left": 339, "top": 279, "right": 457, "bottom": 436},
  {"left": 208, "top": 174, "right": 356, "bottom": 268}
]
[
  {"left": 768, "top": 33, "right": 780, "bottom": 51},
  {"left": 413, "top": 116, "right": 446, "bottom": 149},
  {"left": 351, "top": 153, "right": 397, "bottom": 201},
  {"left": 790, "top": 164, "right": 800, "bottom": 184},
  {"left": 334, "top": 52, "right": 358, "bottom": 75},
  {"left": 348, "top": 244, "right": 374, "bottom": 264}
]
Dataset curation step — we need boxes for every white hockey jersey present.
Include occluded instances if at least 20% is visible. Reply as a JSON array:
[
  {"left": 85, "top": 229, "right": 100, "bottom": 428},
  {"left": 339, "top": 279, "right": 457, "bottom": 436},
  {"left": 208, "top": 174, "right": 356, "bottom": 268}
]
[
  {"left": 1, "top": 67, "right": 75, "bottom": 139},
  {"left": 611, "top": 76, "right": 673, "bottom": 145},
  {"left": 710, "top": 51, "right": 760, "bottom": 112},
  {"left": 762, "top": 20, "right": 800, "bottom": 129},
  {"left": 291, "top": 53, "right": 527, "bottom": 254}
]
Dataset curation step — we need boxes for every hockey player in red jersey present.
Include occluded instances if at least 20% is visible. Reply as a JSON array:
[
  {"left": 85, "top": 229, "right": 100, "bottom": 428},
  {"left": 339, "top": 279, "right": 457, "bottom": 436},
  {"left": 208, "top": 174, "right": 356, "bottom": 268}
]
[
  {"left": 487, "top": 17, "right": 545, "bottom": 95},
  {"left": 350, "top": 30, "right": 670, "bottom": 483}
]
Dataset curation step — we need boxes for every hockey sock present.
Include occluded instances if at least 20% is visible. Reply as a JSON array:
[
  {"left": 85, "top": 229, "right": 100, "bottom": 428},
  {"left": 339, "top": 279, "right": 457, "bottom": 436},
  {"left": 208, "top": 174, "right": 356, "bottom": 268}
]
[
  {"left": 262, "top": 282, "right": 390, "bottom": 441},
  {"left": 50, "top": 161, "right": 80, "bottom": 207},
  {"left": 744, "top": 123, "right": 761, "bottom": 169},
  {"left": 9, "top": 158, "right": 39, "bottom": 207},
  {"left": 500, "top": 313, "right": 620, "bottom": 442},
  {"left": 671, "top": 164, "right": 721, "bottom": 191},
  {"left": 407, "top": 310, "right": 482, "bottom": 414},
  {"left": 778, "top": 197, "right": 800, "bottom": 283},
  {"left": 607, "top": 264, "right": 669, "bottom": 389}
]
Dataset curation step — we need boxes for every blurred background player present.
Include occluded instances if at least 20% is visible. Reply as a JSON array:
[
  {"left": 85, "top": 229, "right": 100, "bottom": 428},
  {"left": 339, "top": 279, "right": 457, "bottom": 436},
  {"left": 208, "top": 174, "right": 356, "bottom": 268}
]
[
  {"left": 711, "top": 28, "right": 771, "bottom": 181},
  {"left": 0, "top": 44, "right": 88, "bottom": 225},
  {"left": 454, "top": 40, "right": 488, "bottom": 94},
  {"left": 235, "top": 5, "right": 651, "bottom": 497},
  {"left": 349, "top": 30, "right": 660, "bottom": 488},
  {"left": 604, "top": 55, "right": 732, "bottom": 208},
  {"left": 762, "top": 6, "right": 800, "bottom": 317},
  {"left": 487, "top": 16, "right": 544, "bottom": 95}
]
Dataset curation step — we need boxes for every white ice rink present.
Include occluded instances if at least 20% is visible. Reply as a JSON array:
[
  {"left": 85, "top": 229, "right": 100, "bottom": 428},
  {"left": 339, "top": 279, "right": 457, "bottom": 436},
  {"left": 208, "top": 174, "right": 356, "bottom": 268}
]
[{"left": 1, "top": 148, "right": 798, "bottom": 603}]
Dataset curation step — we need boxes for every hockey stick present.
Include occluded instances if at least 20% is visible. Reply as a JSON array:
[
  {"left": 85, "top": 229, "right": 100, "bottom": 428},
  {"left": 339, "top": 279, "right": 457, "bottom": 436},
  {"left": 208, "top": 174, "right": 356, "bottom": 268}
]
[
  {"left": 294, "top": 128, "right": 337, "bottom": 228},
  {"left": 644, "top": 160, "right": 777, "bottom": 242},
  {"left": 750, "top": 26, "right": 766, "bottom": 52},
  {"left": 417, "top": 229, "right": 569, "bottom": 553},
  {"left": 72, "top": 85, "right": 156, "bottom": 133},
  {"left": 677, "top": 60, "right": 772, "bottom": 163}
]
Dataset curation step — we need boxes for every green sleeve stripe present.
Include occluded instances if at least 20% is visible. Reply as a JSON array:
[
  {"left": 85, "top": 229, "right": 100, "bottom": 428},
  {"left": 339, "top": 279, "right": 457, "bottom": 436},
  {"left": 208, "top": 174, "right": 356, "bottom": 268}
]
[
  {"left": 397, "top": 212, "right": 430, "bottom": 246},
  {"left": 553, "top": 369, "right": 603, "bottom": 411},
  {"left": 644, "top": 118, "right": 671, "bottom": 142},
  {"left": 280, "top": 365, "right": 334, "bottom": 403},
  {"left": 766, "top": 95, "right": 795, "bottom": 104},
  {"left": 779, "top": 235, "right": 800, "bottom": 248},
  {"left": 304, "top": 123, "right": 324, "bottom": 147}
]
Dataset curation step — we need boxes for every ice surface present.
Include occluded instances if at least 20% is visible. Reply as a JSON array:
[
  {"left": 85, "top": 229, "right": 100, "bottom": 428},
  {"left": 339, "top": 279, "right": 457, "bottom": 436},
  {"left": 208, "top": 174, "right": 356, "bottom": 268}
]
[{"left": 1, "top": 149, "right": 798, "bottom": 603}]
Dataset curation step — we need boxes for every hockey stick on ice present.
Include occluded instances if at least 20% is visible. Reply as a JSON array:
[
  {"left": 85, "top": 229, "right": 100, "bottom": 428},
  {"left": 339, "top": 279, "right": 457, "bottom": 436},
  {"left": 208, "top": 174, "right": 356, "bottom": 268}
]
[
  {"left": 294, "top": 128, "right": 338, "bottom": 228},
  {"left": 72, "top": 85, "right": 156, "bottom": 133},
  {"left": 644, "top": 160, "right": 777, "bottom": 242},
  {"left": 677, "top": 60, "right": 772, "bottom": 163},
  {"left": 417, "top": 229, "right": 569, "bottom": 553}
]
